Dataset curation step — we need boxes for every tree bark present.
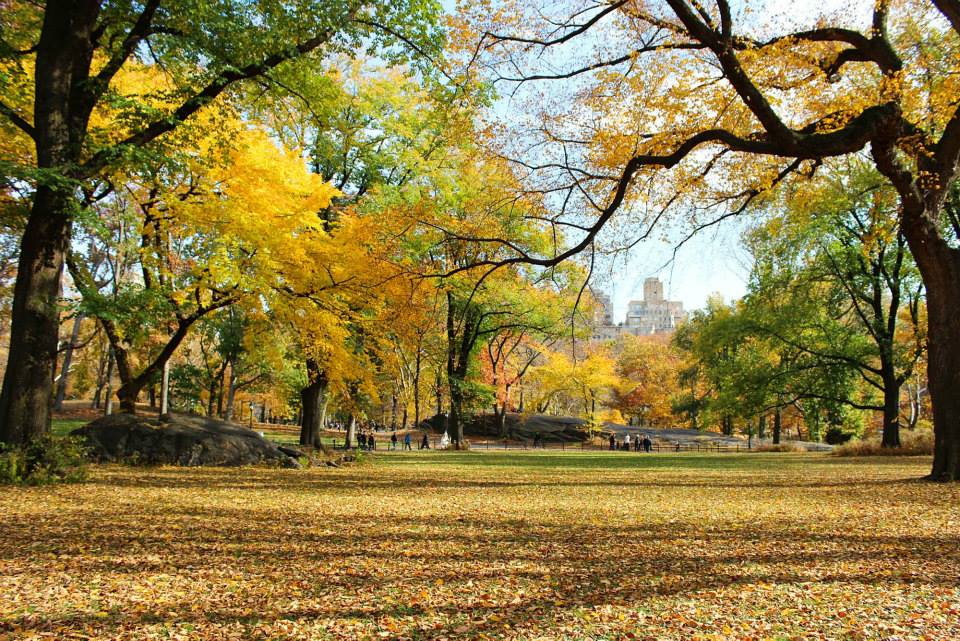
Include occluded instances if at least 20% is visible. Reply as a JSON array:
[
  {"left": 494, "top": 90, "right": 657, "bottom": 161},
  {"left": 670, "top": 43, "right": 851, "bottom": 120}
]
[
  {"left": 345, "top": 414, "right": 356, "bottom": 449},
  {"left": 896, "top": 201, "right": 960, "bottom": 480},
  {"left": 881, "top": 371, "right": 902, "bottom": 448},
  {"left": 0, "top": 189, "right": 73, "bottom": 444},
  {"left": 922, "top": 257, "right": 960, "bottom": 480},
  {"left": 773, "top": 407, "right": 782, "bottom": 444},
  {"left": 103, "top": 347, "right": 115, "bottom": 416},
  {"left": 299, "top": 359, "right": 327, "bottom": 448},
  {"left": 0, "top": 0, "right": 102, "bottom": 444},
  {"left": 224, "top": 360, "right": 238, "bottom": 421}
]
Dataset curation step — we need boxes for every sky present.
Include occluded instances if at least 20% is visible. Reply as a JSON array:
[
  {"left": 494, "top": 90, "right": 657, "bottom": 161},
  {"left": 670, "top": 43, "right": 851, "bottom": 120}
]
[{"left": 448, "top": 0, "right": 873, "bottom": 314}]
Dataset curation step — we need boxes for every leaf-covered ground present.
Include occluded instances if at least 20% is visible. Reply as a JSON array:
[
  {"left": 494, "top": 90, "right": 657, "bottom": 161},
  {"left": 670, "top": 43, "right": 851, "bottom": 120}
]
[{"left": 2, "top": 452, "right": 958, "bottom": 641}]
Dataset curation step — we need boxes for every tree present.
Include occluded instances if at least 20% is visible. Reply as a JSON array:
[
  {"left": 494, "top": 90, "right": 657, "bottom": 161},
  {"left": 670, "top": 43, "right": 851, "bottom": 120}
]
[
  {"left": 68, "top": 124, "right": 338, "bottom": 413},
  {"left": 470, "top": 0, "right": 960, "bottom": 479},
  {"left": 0, "top": 0, "right": 441, "bottom": 445},
  {"left": 743, "top": 159, "right": 925, "bottom": 446},
  {"left": 613, "top": 334, "right": 683, "bottom": 428}
]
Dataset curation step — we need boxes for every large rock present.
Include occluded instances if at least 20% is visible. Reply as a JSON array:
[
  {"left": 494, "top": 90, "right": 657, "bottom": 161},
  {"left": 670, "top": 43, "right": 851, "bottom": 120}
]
[{"left": 72, "top": 413, "right": 302, "bottom": 467}]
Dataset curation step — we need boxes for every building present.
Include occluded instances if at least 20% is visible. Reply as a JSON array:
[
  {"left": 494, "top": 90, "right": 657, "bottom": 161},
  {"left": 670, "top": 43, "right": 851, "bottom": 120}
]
[
  {"left": 624, "top": 278, "right": 686, "bottom": 334},
  {"left": 590, "top": 277, "right": 686, "bottom": 343}
]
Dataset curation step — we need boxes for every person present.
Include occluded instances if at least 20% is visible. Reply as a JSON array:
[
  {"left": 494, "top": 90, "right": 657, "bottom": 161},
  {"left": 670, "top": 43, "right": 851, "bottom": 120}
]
[
  {"left": 623, "top": 433, "right": 631, "bottom": 451},
  {"left": 634, "top": 434, "right": 642, "bottom": 452},
  {"left": 369, "top": 433, "right": 376, "bottom": 451},
  {"left": 609, "top": 433, "right": 616, "bottom": 451},
  {"left": 533, "top": 433, "right": 541, "bottom": 449},
  {"left": 421, "top": 432, "right": 430, "bottom": 450},
  {"left": 404, "top": 432, "right": 412, "bottom": 451},
  {"left": 644, "top": 435, "right": 652, "bottom": 453},
  {"left": 390, "top": 432, "right": 398, "bottom": 450}
]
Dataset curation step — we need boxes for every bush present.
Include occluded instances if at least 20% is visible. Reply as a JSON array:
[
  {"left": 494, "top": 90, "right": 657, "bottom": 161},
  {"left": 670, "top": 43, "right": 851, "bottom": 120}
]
[
  {"left": 824, "top": 426, "right": 853, "bottom": 445},
  {"left": 0, "top": 434, "right": 89, "bottom": 485},
  {"left": 832, "top": 429, "right": 934, "bottom": 457}
]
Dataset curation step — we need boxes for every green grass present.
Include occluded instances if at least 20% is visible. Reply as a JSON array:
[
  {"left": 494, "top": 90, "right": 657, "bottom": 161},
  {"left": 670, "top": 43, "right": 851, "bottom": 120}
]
[{"left": 51, "top": 418, "right": 89, "bottom": 436}]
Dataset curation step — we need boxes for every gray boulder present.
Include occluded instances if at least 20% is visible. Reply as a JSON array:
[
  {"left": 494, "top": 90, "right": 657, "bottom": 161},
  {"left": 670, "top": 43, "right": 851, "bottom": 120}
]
[{"left": 72, "top": 413, "right": 302, "bottom": 468}]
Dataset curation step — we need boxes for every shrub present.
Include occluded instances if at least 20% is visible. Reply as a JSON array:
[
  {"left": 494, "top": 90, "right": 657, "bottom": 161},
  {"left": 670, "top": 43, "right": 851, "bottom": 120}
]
[
  {"left": 0, "top": 435, "right": 89, "bottom": 485},
  {"left": 824, "top": 426, "right": 853, "bottom": 445},
  {"left": 833, "top": 429, "right": 934, "bottom": 457}
]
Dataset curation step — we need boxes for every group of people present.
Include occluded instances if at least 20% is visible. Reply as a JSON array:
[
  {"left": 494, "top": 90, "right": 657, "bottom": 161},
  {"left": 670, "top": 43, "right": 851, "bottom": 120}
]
[
  {"left": 356, "top": 431, "right": 432, "bottom": 451},
  {"left": 609, "top": 432, "right": 653, "bottom": 452}
]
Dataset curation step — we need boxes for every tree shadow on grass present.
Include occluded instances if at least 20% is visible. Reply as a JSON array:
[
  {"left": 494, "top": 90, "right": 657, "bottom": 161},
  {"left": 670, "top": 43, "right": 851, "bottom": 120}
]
[{"left": 2, "top": 463, "right": 955, "bottom": 639}]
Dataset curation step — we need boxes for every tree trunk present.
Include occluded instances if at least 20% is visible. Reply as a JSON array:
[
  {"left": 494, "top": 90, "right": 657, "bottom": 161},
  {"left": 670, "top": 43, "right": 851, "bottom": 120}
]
[
  {"left": 773, "top": 407, "right": 782, "bottom": 444},
  {"left": 881, "top": 371, "right": 902, "bottom": 448},
  {"left": 0, "top": 1, "right": 102, "bottom": 444},
  {"left": 497, "top": 406, "right": 508, "bottom": 438},
  {"left": 299, "top": 359, "right": 327, "bottom": 447},
  {"left": 54, "top": 312, "right": 83, "bottom": 411},
  {"left": 104, "top": 347, "right": 115, "bottom": 416},
  {"left": 91, "top": 345, "right": 108, "bottom": 409},
  {"left": 345, "top": 414, "right": 356, "bottom": 449},
  {"left": 390, "top": 392, "right": 398, "bottom": 430},
  {"left": 224, "top": 361, "right": 238, "bottom": 421},
  {"left": 758, "top": 414, "right": 766, "bottom": 440},
  {"left": 924, "top": 267, "right": 960, "bottom": 480},
  {"left": 897, "top": 203, "right": 960, "bottom": 480},
  {"left": 159, "top": 360, "right": 170, "bottom": 417},
  {"left": 216, "top": 368, "right": 226, "bottom": 417},
  {"left": 721, "top": 414, "right": 734, "bottom": 436},
  {"left": 207, "top": 376, "right": 218, "bottom": 417},
  {"left": 0, "top": 189, "right": 73, "bottom": 444}
]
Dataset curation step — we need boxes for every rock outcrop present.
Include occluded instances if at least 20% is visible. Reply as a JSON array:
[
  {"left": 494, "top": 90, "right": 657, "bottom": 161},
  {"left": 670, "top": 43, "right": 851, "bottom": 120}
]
[{"left": 72, "top": 413, "right": 302, "bottom": 467}]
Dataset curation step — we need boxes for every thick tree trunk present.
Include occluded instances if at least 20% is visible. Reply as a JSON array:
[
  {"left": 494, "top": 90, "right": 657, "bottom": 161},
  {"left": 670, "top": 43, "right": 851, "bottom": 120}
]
[
  {"left": 898, "top": 203, "right": 960, "bottom": 480},
  {"left": 54, "top": 312, "right": 83, "bottom": 411},
  {"left": 0, "top": 0, "right": 102, "bottom": 444},
  {"left": 0, "top": 190, "right": 72, "bottom": 444},
  {"left": 758, "top": 414, "right": 766, "bottom": 440},
  {"left": 925, "top": 270, "right": 960, "bottom": 480},
  {"left": 881, "top": 372, "right": 902, "bottom": 448},
  {"left": 299, "top": 360, "right": 327, "bottom": 448},
  {"left": 773, "top": 408, "right": 782, "bottom": 445},
  {"left": 112, "top": 319, "right": 194, "bottom": 414},
  {"left": 496, "top": 406, "right": 508, "bottom": 438},
  {"left": 721, "top": 414, "right": 734, "bottom": 436}
]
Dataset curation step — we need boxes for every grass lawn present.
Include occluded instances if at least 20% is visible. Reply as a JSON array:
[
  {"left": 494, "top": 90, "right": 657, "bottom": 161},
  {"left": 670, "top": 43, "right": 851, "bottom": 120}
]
[
  {"left": 1, "top": 452, "right": 958, "bottom": 640},
  {"left": 51, "top": 418, "right": 90, "bottom": 436}
]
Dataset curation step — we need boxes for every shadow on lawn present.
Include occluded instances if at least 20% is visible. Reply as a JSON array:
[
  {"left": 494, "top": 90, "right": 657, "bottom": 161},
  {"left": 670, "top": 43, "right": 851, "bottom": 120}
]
[
  {"left": 5, "top": 509, "right": 959, "bottom": 637},
  {"left": 2, "top": 460, "right": 953, "bottom": 639}
]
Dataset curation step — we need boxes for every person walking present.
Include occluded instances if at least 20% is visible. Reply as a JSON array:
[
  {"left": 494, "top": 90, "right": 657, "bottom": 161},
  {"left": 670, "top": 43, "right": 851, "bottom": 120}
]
[
  {"left": 623, "top": 433, "right": 631, "bottom": 451},
  {"left": 644, "top": 435, "right": 653, "bottom": 453},
  {"left": 421, "top": 433, "right": 430, "bottom": 450},
  {"left": 609, "top": 433, "right": 616, "bottom": 451},
  {"left": 390, "top": 432, "right": 398, "bottom": 450},
  {"left": 404, "top": 432, "right": 412, "bottom": 450}
]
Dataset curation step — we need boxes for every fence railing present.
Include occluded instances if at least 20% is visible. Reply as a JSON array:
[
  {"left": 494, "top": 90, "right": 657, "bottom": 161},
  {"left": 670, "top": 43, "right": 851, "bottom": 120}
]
[{"left": 331, "top": 437, "right": 753, "bottom": 453}]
